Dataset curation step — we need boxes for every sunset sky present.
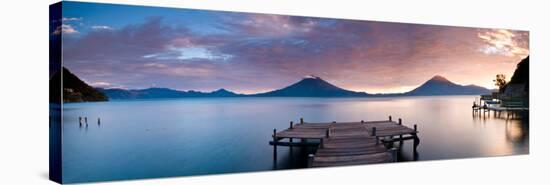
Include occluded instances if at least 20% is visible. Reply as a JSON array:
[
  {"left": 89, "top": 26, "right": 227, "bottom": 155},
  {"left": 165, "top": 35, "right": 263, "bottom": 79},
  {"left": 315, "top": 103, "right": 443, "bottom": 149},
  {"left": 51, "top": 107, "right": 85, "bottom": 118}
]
[{"left": 57, "top": 2, "right": 529, "bottom": 94}]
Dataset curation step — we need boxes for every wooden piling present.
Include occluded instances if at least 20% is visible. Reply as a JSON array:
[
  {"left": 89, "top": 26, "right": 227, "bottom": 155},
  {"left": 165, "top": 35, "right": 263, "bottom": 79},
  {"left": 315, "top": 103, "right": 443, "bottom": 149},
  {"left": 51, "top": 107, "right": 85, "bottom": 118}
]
[
  {"left": 97, "top": 118, "right": 101, "bottom": 125},
  {"left": 390, "top": 148, "right": 398, "bottom": 162},
  {"left": 372, "top": 127, "right": 379, "bottom": 144},
  {"left": 389, "top": 116, "right": 392, "bottom": 122},
  {"left": 398, "top": 118, "right": 402, "bottom": 125},
  {"left": 412, "top": 124, "right": 419, "bottom": 157},
  {"left": 361, "top": 120, "right": 364, "bottom": 123},
  {"left": 300, "top": 118, "right": 304, "bottom": 124},
  {"left": 290, "top": 121, "right": 293, "bottom": 129},
  {"left": 273, "top": 129, "right": 277, "bottom": 162},
  {"left": 307, "top": 154, "right": 315, "bottom": 167}
]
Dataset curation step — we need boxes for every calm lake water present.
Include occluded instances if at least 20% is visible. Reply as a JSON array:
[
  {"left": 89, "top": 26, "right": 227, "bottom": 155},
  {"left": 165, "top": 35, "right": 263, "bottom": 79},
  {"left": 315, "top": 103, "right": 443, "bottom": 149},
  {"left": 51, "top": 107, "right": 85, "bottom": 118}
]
[{"left": 61, "top": 96, "right": 529, "bottom": 183}]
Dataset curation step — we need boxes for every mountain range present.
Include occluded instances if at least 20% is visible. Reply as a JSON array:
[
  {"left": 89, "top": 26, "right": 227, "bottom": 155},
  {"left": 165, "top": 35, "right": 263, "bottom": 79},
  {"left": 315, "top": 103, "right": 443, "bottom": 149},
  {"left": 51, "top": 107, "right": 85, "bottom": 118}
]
[
  {"left": 58, "top": 67, "right": 494, "bottom": 102},
  {"left": 99, "top": 87, "right": 242, "bottom": 99},
  {"left": 96, "top": 74, "right": 492, "bottom": 100}
]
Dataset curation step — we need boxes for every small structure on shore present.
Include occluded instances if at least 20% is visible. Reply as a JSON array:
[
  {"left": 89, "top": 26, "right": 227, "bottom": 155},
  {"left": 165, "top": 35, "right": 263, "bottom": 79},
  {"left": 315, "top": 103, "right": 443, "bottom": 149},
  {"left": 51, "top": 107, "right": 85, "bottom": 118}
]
[{"left": 473, "top": 84, "right": 528, "bottom": 119}]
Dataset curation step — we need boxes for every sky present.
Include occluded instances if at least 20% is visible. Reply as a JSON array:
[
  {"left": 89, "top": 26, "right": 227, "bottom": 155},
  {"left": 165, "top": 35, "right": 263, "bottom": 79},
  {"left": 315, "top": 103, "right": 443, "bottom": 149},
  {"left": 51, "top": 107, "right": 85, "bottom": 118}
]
[{"left": 55, "top": 1, "right": 529, "bottom": 94}]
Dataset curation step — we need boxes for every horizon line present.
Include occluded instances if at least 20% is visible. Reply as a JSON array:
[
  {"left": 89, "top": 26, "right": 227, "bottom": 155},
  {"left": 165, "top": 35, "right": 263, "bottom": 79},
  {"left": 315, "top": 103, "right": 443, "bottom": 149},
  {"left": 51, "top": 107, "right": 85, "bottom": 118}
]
[{"left": 91, "top": 75, "right": 496, "bottom": 95}]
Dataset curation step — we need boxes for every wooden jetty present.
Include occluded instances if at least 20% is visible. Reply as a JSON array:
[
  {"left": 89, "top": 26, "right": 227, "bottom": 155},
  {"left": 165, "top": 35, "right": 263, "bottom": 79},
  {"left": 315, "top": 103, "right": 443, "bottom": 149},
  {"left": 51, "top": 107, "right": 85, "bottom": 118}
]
[
  {"left": 472, "top": 99, "right": 528, "bottom": 119},
  {"left": 269, "top": 116, "right": 419, "bottom": 168}
]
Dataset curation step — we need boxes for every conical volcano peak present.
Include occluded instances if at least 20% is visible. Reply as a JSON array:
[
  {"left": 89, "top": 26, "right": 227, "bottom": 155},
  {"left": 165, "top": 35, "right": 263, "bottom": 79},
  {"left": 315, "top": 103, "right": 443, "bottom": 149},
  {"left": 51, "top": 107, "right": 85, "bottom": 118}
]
[
  {"left": 405, "top": 75, "right": 491, "bottom": 96},
  {"left": 429, "top": 75, "right": 450, "bottom": 82},
  {"left": 213, "top": 88, "right": 229, "bottom": 92},
  {"left": 254, "top": 75, "right": 368, "bottom": 97},
  {"left": 303, "top": 75, "right": 321, "bottom": 80}
]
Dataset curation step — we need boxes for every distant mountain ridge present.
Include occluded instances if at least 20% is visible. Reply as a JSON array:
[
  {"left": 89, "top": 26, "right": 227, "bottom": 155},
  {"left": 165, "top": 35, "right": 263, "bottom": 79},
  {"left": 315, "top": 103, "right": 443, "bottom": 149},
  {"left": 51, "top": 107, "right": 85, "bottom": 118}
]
[
  {"left": 99, "top": 87, "right": 242, "bottom": 99},
  {"left": 253, "top": 75, "right": 369, "bottom": 97},
  {"left": 96, "top": 75, "right": 492, "bottom": 100},
  {"left": 405, "top": 75, "right": 492, "bottom": 96}
]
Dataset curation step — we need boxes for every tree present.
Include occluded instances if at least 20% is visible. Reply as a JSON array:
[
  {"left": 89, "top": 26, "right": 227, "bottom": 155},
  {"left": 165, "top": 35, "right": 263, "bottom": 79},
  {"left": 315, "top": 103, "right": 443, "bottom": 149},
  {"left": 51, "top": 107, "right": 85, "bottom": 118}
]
[{"left": 493, "top": 74, "right": 507, "bottom": 92}]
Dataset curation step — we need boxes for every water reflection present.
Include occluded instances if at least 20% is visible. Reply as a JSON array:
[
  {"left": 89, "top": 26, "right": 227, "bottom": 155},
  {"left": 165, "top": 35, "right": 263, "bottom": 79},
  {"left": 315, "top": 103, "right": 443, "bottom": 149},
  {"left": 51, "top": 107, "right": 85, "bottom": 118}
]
[{"left": 61, "top": 96, "right": 529, "bottom": 183}]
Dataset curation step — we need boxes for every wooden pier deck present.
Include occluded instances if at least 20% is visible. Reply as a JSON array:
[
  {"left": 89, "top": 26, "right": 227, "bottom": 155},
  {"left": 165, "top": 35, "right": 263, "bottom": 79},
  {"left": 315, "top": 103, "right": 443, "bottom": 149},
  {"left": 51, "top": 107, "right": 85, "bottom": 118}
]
[
  {"left": 472, "top": 103, "right": 528, "bottom": 119},
  {"left": 269, "top": 116, "right": 419, "bottom": 168}
]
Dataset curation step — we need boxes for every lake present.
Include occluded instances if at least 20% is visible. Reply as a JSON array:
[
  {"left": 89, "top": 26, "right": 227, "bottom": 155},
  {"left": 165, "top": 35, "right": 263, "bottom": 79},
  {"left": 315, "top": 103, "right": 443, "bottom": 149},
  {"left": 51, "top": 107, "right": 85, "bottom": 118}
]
[{"left": 61, "top": 95, "right": 529, "bottom": 183}]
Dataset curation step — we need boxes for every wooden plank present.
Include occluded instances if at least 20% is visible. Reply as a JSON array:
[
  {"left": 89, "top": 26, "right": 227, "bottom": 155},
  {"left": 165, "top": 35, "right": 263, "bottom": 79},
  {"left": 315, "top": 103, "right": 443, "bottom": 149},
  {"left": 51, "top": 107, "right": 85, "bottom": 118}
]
[
  {"left": 269, "top": 141, "right": 319, "bottom": 147},
  {"left": 315, "top": 144, "right": 388, "bottom": 157},
  {"left": 292, "top": 123, "right": 330, "bottom": 129},
  {"left": 315, "top": 148, "right": 387, "bottom": 157},
  {"left": 275, "top": 131, "right": 326, "bottom": 139},
  {"left": 312, "top": 152, "right": 393, "bottom": 167}
]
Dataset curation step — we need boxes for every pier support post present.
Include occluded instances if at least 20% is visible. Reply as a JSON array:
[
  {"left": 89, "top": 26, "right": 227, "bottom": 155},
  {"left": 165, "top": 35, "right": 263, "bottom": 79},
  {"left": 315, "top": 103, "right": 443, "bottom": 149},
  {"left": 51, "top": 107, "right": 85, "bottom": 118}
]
[
  {"left": 390, "top": 148, "right": 398, "bottom": 162},
  {"left": 372, "top": 127, "right": 379, "bottom": 144},
  {"left": 300, "top": 118, "right": 304, "bottom": 124},
  {"left": 389, "top": 116, "right": 392, "bottom": 122},
  {"left": 412, "top": 124, "right": 420, "bottom": 160},
  {"left": 399, "top": 119, "right": 403, "bottom": 145},
  {"left": 399, "top": 134, "right": 404, "bottom": 147},
  {"left": 290, "top": 121, "right": 293, "bottom": 129},
  {"left": 98, "top": 118, "right": 101, "bottom": 125},
  {"left": 273, "top": 129, "right": 277, "bottom": 162},
  {"left": 307, "top": 154, "right": 315, "bottom": 168}
]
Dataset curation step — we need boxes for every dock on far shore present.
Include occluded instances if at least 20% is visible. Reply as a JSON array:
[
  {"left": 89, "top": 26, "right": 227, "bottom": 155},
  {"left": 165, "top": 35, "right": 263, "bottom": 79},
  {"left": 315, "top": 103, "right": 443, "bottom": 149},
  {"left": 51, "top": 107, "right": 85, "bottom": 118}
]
[{"left": 269, "top": 116, "right": 419, "bottom": 168}]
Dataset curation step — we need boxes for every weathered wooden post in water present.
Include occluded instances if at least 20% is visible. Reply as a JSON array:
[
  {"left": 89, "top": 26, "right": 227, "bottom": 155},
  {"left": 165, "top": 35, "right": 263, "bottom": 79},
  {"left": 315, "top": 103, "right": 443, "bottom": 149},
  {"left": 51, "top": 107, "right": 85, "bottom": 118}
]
[
  {"left": 389, "top": 116, "right": 392, "bottom": 122},
  {"left": 289, "top": 121, "right": 293, "bottom": 153},
  {"left": 97, "top": 118, "right": 101, "bottom": 125},
  {"left": 390, "top": 148, "right": 398, "bottom": 162},
  {"left": 372, "top": 127, "right": 379, "bottom": 144},
  {"left": 272, "top": 129, "right": 277, "bottom": 163},
  {"left": 413, "top": 124, "right": 420, "bottom": 160},
  {"left": 79, "top": 117, "right": 82, "bottom": 127},
  {"left": 398, "top": 118, "right": 403, "bottom": 145},
  {"left": 300, "top": 118, "right": 304, "bottom": 124},
  {"left": 307, "top": 154, "right": 315, "bottom": 167}
]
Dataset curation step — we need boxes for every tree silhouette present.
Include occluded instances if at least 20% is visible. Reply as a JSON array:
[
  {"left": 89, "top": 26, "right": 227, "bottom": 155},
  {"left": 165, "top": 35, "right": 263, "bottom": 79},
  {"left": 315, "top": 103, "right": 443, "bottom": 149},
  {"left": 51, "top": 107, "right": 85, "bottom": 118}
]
[{"left": 493, "top": 74, "right": 507, "bottom": 93}]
